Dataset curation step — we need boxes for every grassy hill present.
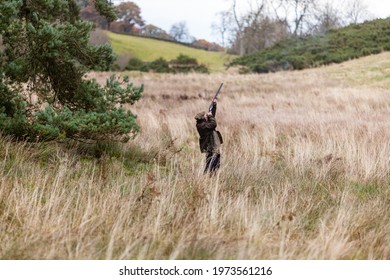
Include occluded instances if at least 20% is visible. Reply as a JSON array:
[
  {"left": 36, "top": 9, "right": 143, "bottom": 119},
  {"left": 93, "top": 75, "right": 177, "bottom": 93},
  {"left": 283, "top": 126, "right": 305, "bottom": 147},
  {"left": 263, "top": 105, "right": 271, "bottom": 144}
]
[
  {"left": 232, "top": 17, "right": 390, "bottom": 73},
  {"left": 323, "top": 51, "right": 390, "bottom": 88},
  {"left": 107, "top": 32, "right": 236, "bottom": 73}
]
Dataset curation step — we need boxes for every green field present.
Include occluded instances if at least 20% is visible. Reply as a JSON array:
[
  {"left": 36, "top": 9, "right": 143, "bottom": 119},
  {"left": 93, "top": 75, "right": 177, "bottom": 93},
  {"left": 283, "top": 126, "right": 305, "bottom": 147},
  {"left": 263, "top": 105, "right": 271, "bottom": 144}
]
[{"left": 107, "top": 32, "right": 236, "bottom": 72}]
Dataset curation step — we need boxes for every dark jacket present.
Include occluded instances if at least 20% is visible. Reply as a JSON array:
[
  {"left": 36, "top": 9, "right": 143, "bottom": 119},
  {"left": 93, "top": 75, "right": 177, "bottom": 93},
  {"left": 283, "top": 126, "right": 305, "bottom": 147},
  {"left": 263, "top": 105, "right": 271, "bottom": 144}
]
[{"left": 196, "top": 105, "right": 219, "bottom": 153}]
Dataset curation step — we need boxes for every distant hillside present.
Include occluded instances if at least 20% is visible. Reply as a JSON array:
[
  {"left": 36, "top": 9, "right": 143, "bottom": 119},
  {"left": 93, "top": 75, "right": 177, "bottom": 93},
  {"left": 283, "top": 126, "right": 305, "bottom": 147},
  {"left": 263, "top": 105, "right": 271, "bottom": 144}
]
[
  {"left": 231, "top": 17, "right": 390, "bottom": 73},
  {"left": 107, "top": 32, "right": 236, "bottom": 73}
]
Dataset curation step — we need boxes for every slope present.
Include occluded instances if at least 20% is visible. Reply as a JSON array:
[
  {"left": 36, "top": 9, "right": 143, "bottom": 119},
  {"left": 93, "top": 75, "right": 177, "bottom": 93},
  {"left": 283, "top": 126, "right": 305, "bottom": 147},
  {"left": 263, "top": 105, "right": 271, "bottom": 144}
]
[
  {"left": 107, "top": 32, "right": 236, "bottom": 73},
  {"left": 324, "top": 51, "right": 390, "bottom": 88},
  {"left": 232, "top": 17, "right": 390, "bottom": 73}
]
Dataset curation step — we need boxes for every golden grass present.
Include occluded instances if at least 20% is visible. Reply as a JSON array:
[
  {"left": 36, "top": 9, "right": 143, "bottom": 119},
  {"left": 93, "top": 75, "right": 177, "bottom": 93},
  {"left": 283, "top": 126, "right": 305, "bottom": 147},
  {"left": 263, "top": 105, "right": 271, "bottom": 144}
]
[{"left": 1, "top": 53, "right": 390, "bottom": 259}]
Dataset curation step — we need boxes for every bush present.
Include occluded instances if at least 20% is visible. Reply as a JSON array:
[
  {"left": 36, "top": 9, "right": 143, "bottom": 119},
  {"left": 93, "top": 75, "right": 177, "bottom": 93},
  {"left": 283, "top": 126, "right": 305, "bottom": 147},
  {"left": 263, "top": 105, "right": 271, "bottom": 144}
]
[
  {"left": 125, "top": 54, "right": 210, "bottom": 74},
  {"left": 172, "top": 54, "right": 198, "bottom": 65},
  {"left": 125, "top": 57, "right": 149, "bottom": 72},
  {"left": 287, "top": 55, "right": 307, "bottom": 70},
  {"left": 193, "top": 64, "right": 209, "bottom": 74},
  {"left": 170, "top": 54, "right": 209, "bottom": 74},
  {"left": 149, "top": 58, "right": 170, "bottom": 73}
]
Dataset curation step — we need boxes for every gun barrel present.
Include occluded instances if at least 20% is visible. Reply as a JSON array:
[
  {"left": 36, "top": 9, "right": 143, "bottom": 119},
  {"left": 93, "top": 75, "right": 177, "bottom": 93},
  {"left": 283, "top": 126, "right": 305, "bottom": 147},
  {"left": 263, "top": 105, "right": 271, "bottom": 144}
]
[{"left": 209, "top": 83, "right": 223, "bottom": 112}]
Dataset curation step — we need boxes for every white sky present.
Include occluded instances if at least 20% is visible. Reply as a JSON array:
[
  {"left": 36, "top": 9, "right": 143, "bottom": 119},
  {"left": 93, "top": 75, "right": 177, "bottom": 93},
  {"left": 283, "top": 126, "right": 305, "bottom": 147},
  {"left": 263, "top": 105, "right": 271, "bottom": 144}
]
[{"left": 113, "top": 0, "right": 390, "bottom": 43}]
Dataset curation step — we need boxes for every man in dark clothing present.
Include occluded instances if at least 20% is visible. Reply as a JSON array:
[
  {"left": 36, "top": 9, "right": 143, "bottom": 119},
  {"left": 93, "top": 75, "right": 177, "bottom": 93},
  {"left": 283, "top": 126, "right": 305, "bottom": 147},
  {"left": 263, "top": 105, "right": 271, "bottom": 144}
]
[{"left": 195, "top": 100, "right": 223, "bottom": 174}]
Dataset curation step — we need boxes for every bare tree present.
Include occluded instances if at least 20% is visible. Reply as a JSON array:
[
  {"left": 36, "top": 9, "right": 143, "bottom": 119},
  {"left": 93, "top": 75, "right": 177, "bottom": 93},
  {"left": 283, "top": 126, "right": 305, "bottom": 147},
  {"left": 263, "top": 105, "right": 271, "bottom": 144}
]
[
  {"left": 224, "top": 0, "right": 268, "bottom": 55},
  {"left": 344, "top": 0, "right": 372, "bottom": 24},
  {"left": 213, "top": 0, "right": 374, "bottom": 55},
  {"left": 228, "top": 0, "right": 246, "bottom": 55},
  {"left": 311, "top": 1, "right": 343, "bottom": 34},
  {"left": 239, "top": 17, "right": 289, "bottom": 54},
  {"left": 211, "top": 11, "right": 231, "bottom": 47},
  {"left": 270, "top": 0, "right": 316, "bottom": 36},
  {"left": 169, "top": 21, "right": 190, "bottom": 42},
  {"left": 212, "top": 0, "right": 291, "bottom": 55}
]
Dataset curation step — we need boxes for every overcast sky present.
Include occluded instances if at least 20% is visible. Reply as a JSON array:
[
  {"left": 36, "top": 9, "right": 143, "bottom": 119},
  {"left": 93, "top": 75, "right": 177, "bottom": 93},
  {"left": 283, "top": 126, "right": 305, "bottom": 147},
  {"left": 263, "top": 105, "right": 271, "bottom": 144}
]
[{"left": 113, "top": 0, "right": 390, "bottom": 43}]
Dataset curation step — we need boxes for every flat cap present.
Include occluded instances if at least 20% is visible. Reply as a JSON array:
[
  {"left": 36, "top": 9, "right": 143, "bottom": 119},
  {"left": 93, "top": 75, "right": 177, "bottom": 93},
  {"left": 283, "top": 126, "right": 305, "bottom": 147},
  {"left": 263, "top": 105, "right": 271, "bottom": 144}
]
[{"left": 194, "top": 111, "right": 206, "bottom": 120}]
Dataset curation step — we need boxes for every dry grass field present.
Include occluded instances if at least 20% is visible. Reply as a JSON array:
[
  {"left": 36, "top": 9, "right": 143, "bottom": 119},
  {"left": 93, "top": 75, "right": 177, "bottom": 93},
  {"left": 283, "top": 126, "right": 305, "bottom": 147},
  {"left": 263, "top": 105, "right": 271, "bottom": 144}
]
[{"left": 1, "top": 53, "right": 390, "bottom": 259}]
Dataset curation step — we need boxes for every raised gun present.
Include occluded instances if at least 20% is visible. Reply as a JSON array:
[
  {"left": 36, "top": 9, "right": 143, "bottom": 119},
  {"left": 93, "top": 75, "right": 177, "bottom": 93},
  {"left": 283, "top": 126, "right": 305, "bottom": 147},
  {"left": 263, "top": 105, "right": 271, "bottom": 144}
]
[{"left": 209, "top": 83, "right": 223, "bottom": 112}]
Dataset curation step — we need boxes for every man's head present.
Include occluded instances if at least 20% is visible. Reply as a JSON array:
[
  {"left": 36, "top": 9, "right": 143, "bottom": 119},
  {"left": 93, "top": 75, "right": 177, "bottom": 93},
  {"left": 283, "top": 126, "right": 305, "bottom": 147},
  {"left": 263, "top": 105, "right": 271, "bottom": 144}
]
[{"left": 195, "top": 111, "right": 206, "bottom": 121}]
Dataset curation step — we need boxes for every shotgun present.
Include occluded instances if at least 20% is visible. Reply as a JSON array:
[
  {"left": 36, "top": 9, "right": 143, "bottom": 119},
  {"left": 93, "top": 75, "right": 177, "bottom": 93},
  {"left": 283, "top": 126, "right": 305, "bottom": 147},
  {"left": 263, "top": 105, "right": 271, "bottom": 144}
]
[{"left": 209, "top": 83, "right": 223, "bottom": 112}]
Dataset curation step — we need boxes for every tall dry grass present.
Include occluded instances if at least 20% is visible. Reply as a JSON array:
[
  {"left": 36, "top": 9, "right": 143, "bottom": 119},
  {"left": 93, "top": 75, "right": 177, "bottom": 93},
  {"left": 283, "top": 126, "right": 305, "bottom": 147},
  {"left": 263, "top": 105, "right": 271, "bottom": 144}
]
[{"left": 1, "top": 53, "right": 390, "bottom": 259}]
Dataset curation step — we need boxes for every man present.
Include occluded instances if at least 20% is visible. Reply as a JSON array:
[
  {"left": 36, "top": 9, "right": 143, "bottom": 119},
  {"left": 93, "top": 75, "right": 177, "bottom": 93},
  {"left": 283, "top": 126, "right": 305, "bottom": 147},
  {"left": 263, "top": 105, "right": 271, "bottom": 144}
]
[{"left": 195, "top": 99, "right": 223, "bottom": 174}]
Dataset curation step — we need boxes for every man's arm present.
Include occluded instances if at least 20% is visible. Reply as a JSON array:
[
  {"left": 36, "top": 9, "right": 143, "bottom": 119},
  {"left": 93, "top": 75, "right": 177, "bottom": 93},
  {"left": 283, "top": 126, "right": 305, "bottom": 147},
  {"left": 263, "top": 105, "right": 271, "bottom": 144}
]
[
  {"left": 202, "top": 113, "right": 217, "bottom": 130},
  {"left": 211, "top": 100, "right": 217, "bottom": 117}
]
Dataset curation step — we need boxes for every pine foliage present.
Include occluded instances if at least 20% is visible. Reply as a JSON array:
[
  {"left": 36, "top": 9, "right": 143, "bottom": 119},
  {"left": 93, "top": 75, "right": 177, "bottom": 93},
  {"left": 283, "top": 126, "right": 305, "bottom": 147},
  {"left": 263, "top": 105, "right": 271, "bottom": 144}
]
[{"left": 0, "top": 0, "right": 143, "bottom": 142}]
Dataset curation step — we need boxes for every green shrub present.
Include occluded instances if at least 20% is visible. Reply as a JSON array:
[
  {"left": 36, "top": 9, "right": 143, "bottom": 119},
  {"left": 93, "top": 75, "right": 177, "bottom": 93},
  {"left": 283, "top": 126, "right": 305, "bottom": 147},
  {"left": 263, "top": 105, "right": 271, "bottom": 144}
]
[
  {"left": 193, "top": 64, "right": 209, "bottom": 73},
  {"left": 287, "top": 55, "right": 307, "bottom": 70},
  {"left": 122, "top": 54, "right": 210, "bottom": 74},
  {"left": 172, "top": 54, "right": 198, "bottom": 65},
  {"left": 170, "top": 54, "right": 209, "bottom": 74},
  {"left": 149, "top": 57, "right": 171, "bottom": 73},
  {"left": 125, "top": 57, "right": 149, "bottom": 72},
  {"left": 137, "top": 55, "right": 210, "bottom": 74}
]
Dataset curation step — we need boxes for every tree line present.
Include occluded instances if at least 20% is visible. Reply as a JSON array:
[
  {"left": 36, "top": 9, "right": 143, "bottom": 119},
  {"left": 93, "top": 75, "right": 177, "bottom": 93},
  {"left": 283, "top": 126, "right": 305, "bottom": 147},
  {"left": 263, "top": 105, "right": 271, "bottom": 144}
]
[
  {"left": 230, "top": 17, "right": 390, "bottom": 73},
  {"left": 75, "top": 0, "right": 375, "bottom": 56},
  {"left": 212, "top": 0, "right": 373, "bottom": 55},
  {"left": 75, "top": 0, "right": 224, "bottom": 52}
]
